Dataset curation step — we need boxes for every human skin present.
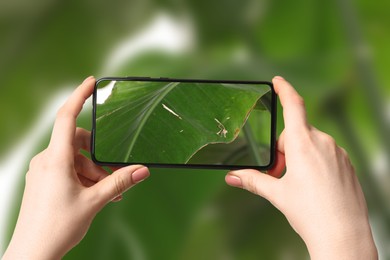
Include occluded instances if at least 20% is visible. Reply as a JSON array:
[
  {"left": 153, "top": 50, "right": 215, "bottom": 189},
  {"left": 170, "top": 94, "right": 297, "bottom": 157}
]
[
  {"left": 225, "top": 76, "right": 378, "bottom": 259},
  {"left": 2, "top": 76, "right": 378, "bottom": 259},
  {"left": 2, "top": 77, "right": 150, "bottom": 260}
]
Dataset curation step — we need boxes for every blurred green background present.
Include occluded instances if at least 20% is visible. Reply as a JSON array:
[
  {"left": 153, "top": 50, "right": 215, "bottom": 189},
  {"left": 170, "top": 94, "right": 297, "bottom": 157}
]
[{"left": 1, "top": 0, "right": 389, "bottom": 259}]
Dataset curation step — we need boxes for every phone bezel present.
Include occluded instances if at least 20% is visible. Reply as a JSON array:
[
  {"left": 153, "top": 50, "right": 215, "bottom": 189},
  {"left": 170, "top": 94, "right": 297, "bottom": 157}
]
[{"left": 91, "top": 77, "right": 277, "bottom": 170}]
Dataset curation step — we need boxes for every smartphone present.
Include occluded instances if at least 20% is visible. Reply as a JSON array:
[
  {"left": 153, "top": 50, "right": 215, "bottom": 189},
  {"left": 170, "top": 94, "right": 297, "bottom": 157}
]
[{"left": 91, "top": 77, "right": 276, "bottom": 170}]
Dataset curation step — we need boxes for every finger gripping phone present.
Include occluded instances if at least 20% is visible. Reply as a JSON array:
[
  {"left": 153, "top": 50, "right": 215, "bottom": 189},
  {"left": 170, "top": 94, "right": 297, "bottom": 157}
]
[{"left": 91, "top": 77, "right": 277, "bottom": 170}]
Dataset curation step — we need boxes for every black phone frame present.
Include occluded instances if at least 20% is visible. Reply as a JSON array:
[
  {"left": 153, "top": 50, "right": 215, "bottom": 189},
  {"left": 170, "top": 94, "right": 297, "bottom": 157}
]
[{"left": 91, "top": 77, "right": 277, "bottom": 171}]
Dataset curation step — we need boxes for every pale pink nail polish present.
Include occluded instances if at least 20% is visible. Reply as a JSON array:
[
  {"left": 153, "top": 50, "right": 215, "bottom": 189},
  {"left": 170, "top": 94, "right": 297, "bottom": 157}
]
[
  {"left": 83, "top": 75, "right": 94, "bottom": 83},
  {"left": 132, "top": 167, "right": 150, "bottom": 184},
  {"left": 273, "top": 76, "right": 285, "bottom": 81},
  {"left": 227, "top": 175, "right": 242, "bottom": 187}
]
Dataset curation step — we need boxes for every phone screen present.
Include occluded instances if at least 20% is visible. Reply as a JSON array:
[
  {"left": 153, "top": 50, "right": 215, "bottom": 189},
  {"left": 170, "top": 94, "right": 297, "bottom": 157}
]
[{"left": 92, "top": 77, "right": 276, "bottom": 170}]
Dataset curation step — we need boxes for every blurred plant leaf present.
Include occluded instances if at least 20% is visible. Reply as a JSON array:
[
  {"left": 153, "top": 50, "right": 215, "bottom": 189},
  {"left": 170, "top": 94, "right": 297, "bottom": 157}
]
[
  {"left": 3, "top": 0, "right": 390, "bottom": 258},
  {"left": 179, "top": 188, "right": 308, "bottom": 259},
  {"left": 95, "top": 81, "right": 270, "bottom": 164}
]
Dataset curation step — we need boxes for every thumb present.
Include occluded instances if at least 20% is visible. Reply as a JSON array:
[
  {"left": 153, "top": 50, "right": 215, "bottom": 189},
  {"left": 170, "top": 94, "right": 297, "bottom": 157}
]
[
  {"left": 225, "top": 169, "right": 278, "bottom": 201},
  {"left": 89, "top": 165, "right": 150, "bottom": 208}
]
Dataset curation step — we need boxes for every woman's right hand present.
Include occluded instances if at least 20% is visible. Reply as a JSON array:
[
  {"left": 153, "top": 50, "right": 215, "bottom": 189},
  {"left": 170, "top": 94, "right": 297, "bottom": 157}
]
[{"left": 226, "top": 76, "right": 378, "bottom": 260}]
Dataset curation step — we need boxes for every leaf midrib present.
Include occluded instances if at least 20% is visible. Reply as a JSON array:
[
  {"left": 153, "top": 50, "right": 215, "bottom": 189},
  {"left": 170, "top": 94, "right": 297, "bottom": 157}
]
[{"left": 124, "top": 82, "right": 179, "bottom": 160}]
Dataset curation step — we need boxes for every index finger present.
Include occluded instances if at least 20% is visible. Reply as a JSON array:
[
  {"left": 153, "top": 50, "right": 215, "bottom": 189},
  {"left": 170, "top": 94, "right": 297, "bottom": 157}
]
[
  {"left": 272, "top": 76, "right": 308, "bottom": 131},
  {"left": 49, "top": 76, "right": 95, "bottom": 151}
]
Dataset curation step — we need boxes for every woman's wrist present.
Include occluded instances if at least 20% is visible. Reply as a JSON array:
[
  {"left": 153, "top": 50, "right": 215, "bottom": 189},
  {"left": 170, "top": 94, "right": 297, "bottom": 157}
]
[
  {"left": 305, "top": 223, "right": 377, "bottom": 260},
  {"left": 4, "top": 236, "right": 62, "bottom": 260}
]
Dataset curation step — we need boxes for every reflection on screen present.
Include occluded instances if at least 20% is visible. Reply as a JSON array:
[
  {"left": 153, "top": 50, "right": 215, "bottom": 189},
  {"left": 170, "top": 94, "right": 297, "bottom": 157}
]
[{"left": 93, "top": 79, "right": 273, "bottom": 168}]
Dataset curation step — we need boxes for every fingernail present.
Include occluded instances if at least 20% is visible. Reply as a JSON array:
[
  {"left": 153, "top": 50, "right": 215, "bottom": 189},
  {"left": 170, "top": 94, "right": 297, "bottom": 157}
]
[
  {"left": 83, "top": 75, "right": 94, "bottom": 83},
  {"left": 132, "top": 167, "right": 150, "bottom": 184},
  {"left": 226, "top": 174, "right": 242, "bottom": 187},
  {"left": 273, "top": 76, "right": 284, "bottom": 81}
]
